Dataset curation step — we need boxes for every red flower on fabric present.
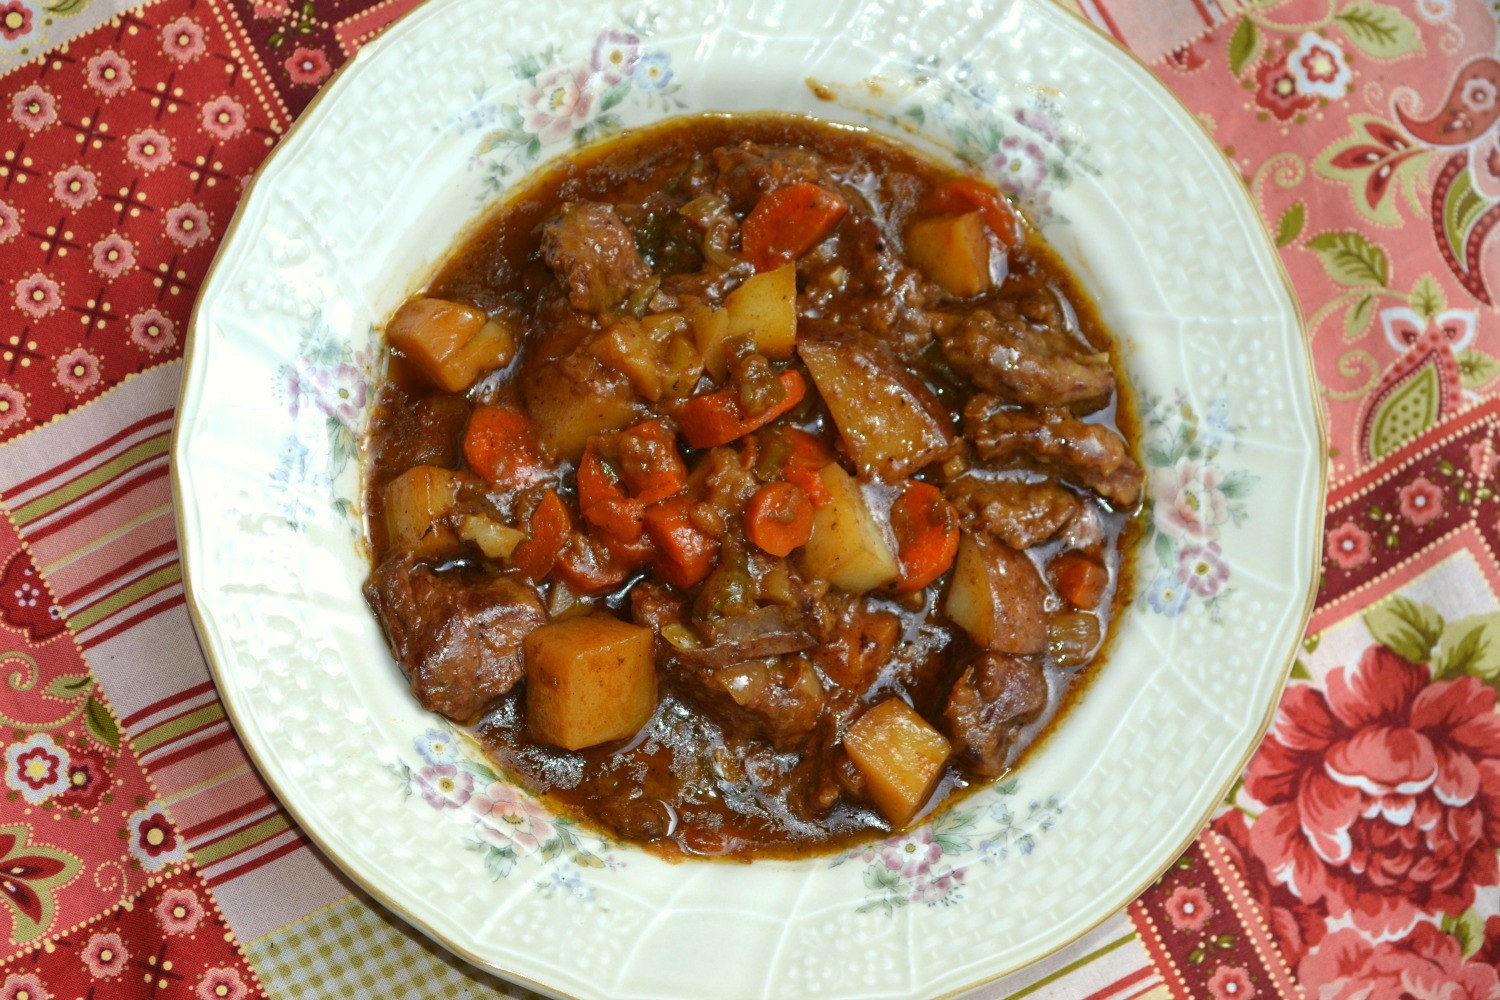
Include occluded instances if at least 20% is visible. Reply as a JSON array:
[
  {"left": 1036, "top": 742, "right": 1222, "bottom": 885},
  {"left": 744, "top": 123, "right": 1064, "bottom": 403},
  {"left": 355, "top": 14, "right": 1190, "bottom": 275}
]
[
  {"left": 284, "top": 46, "right": 330, "bottom": 85},
  {"left": 128, "top": 308, "right": 176, "bottom": 355},
  {"left": 0, "top": 550, "right": 63, "bottom": 640},
  {"left": 125, "top": 129, "right": 172, "bottom": 172},
  {"left": 164, "top": 202, "right": 211, "bottom": 248},
  {"left": 1254, "top": 53, "right": 1315, "bottom": 121},
  {"left": 1397, "top": 476, "right": 1444, "bottom": 526},
  {"left": 1206, "top": 965, "right": 1256, "bottom": 1000},
  {"left": 1245, "top": 647, "right": 1500, "bottom": 938},
  {"left": 55, "top": 348, "right": 101, "bottom": 395},
  {"left": 11, "top": 84, "right": 56, "bottom": 132},
  {"left": 200, "top": 95, "right": 246, "bottom": 140},
  {"left": 1299, "top": 924, "right": 1500, "bottom": 999},
  {"left": 155, "top": 887, "right": 204, "bottom": 935},
  {"left": 1163, "top": 884, "right": 1214, "bottom": 931},
  {"left": 0, "top": 2, "right": 32, "bottom": 41},
  {"left": 0, "top": 973, "right": 49, "bottom": 1000},
  {"left": 1211, "top": 811, "right": 1328, "bottom": 969},
  {"left": 161, "top": 15, "right": 205, "bottom": 63},
  {"left": 85, "top": 50, "right": 132, "bottom": 97},
  {"left": 194, "top": 967, "right": 247, "bottom": 1000},
  {"left": 1327, "top": 520, "right": 1373, "bottom": 570},
  {"left": 81, "top": 931, "right": 127, "bottom": 978},
  {"left": 0, "top": 383, "right": 27, "bottom": 434},
  {"left": 14, "top": 272, "right": 60, "bottom": 319},
  {"left": 58, "top": 748, "right": 109, "bottom": 811},
  {"left": 0, "top": 201, "right": 19, "bottom": 243},
  {"left": 51, "top": 164, "right": 98, "bottom": 210},
  {"left": 91, "top": 233, "right": 135, "bottom": 279},
  {"left": 0, "top": 825, "right": 81, "bottom": 935}
]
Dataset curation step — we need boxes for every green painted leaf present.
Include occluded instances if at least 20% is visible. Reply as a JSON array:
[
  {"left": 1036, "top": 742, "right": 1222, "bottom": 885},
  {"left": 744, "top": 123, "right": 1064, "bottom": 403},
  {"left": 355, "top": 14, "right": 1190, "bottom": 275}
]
[
  {"left": 1363, "top": 596, "right": 1443, "bottom": 664},
  {"left": 1410, "top": 273, "right": 1446, "bottom": 318},
  {"left": 1290, "top": 659, "right": 1314, "bottom": 681},
  {"left": 1219, "top": 470, "right": 1257, "bottom": 499},
  {"left": 1334, "top": 2, "right": 1422, "bottom": 58},
  {"left": 84, "top": 697, "right": 119, "bottom": 750},
  {"left": 1458, "top": 349, "right": 1500, "bottom": 390},
  {"left": 45, "top": 674, "right": 91, "bottom": 699},
  {"left": 1345, "top": 293, "right": 1376, "bottom": 339},
  {"left": 1368, "top": 363, "right": 1439, "bottom": 459},
  {"left": 1229, "top": 18, "right": 1261, "bottom": 76},
  {"left": 1443, "top": 168, "right": 1486, "bottom": 268},
  {"left": 1154, "top": 531, "right": 1174, "bottom": 568},
  {"left": 1453, "top": 908, "right": 1486, "bottom": 959},
  {"left": 1308, "top": 231, "right": 1389, "bottom": 287},
  {"left": 1276, "top": 202, "right": 1305, "bottom": 248},
  {"left": 1435, "top": 613, "right": 1500, "bottom": 680}
]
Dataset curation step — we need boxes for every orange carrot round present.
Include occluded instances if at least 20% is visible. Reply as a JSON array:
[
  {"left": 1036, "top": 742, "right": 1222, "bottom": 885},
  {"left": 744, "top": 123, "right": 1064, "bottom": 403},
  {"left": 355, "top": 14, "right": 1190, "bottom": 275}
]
[
  {"left": 744, "top": 482, "right": 814, "bottom": 557},
  {"left": 679, "top": 371, "right": 806, "bottom": 449},
  {"left": 1051, "top": 551, "right": 1109, "bottom": 609},
  {"left": 889, "top": 480, "right": 959, "bottom": 593},
  {"left": 463, "top": 404, "right": 549, "bottom": 490},
  {"left": 510, "top": 491, "right": 571, "bottom": 581},
  {"left": 741, "top": 182, "right": 849, "bottom": 271}
]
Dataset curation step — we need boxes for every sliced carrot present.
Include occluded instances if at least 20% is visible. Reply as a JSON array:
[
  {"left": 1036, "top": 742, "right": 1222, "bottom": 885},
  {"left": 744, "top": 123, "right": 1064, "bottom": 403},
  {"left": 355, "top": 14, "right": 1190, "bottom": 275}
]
[
  {"left": 643, "top": 496, "right": 720, "bottom": 590},
  {"left": 741, "top": 182, "right": 849, "bottom": 272},
  {"left": 578, "top": 441, "right": 645, "bottom": 543},
  {"left": 889, "top": 480, "right": 960, "bottom": 593},
  {"left": 463, "top": 404, "right": 549, "bottom": 491},
  {"left": 929, "top": 177, "right": 1021, "bottom": 247},
  {"left": 679, "top": 371, "right": 807, "bottom": 449},
  {"left": 776, "top": 427, "right": 835, "bottom": 506},
  {"left": 1051, "top": 551, "right": 1109, "bottom": 610},
  {"left": 616, "top": 420, "right": 687, "bottom": 505},
  {"left": 744, "top": 482, "right": 814, "bottom": 557},
  {"left": 511, "top": 491, "right": 570, "bottom": 581}
]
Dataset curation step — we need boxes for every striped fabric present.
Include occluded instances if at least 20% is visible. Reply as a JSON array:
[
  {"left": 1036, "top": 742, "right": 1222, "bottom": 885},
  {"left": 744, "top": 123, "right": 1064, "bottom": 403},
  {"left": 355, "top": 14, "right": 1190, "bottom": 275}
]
[
  {"left": 982, "top": 912, "right": 1163, "bottom": 1000},
  {"left": 1074, "top": 0, "right": 1243, "bottom": 61},
  {"left": 0, "top": 359, "right": 348, "bottom": 942}
]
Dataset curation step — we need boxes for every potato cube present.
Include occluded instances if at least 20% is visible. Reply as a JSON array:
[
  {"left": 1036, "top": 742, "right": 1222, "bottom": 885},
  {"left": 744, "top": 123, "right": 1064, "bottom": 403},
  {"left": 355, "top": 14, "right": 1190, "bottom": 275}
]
[
  {"left": 945, "top": 533, "right": 1048, "bottom": 654},
  {"left": 523, "top": 360, "right": 643, "bottom": 461},
  {"left": 386, "top": 297, "right": 517, "bottom": 392},
  {"left": 383, "top": 465, "right": 464, "bottom": 559},
  {"left": 725, "top": 264, "right": 797, "bottom": 360},
  {"left": 844, "top": 699, "right": 951, "bottom": 828},
  {"left": 457, "top": 514, "right": 524, "bottom": 559},
  {"left": 524, "top": 614, "right": 657, "bottom": 751},
  {"left": 800, "top": 463, "right": 899, "bottom": 593},
  {"left": 683, "top": 295, "right": 733, "bottom": 380},
  {"left": 905, "top": 212, "right": 991, "bottom": 298}
]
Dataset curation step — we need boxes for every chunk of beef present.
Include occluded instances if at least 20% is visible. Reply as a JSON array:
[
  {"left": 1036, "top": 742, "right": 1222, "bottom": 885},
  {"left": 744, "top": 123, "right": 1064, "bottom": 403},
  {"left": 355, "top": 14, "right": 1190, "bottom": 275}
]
[
  {"left": 672, "top": 654, "right": 827, "bottom": 752},
  {"left": 939, "top": 296, "right": 1115, "bottom": 412},
  {"left": 676, "top": 605, "right": 818, "bottom": 670},
  {"left": 540, "top": 201, "right": 653, "bottom": 314},
  {"left": 629, "top": 581, "right": 686, "bottom": 632},
  {"left": 711, "top": 141, "right": 829, "bottom": 212},
  {"left": 946, "top": 476, "right": 1080, "bottom": 550},
  {"left": 964, "top": 396, "right": 1144, "bottom": 508},
  {"left": 808, "top": 593, "right": 901, "bottom": 696},
  {"left": 364, "top": 382, "right": 471, "bottom": 488},
  {"left": 364, "top": 555, "right": 546, "bottom": 724},
  {"left": 943, "top": 654, "right": 1048, "bottom": 777}
]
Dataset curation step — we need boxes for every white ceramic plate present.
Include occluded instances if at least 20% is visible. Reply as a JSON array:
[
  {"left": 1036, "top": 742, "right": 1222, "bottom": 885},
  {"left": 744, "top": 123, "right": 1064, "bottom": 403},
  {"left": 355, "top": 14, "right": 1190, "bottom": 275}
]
[{"left": 173, "top": 0, "right": 1325, "bottom": 996}]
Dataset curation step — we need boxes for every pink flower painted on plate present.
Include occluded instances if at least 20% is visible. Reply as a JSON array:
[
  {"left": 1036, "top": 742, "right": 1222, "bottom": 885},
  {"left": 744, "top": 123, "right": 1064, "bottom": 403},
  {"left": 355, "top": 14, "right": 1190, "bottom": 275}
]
[
  {"left": 1288, "top": 31, "right": 1351, "bottom": 99},
  {"left": 908, "top": 865, "right": 964, "bottom": 905},
  {"left": 414, "top": 764, "right": 473, "bottom": 810},
  {"left": 56, "top": 348, "right": 101, "bottom": 395},
  {"left": 1206, "top": 964, "right": 1256, "bottom": 1000},
  {"left": 1163, "top": 884, "right": 1214, "bottom": 931},
  {"left": 1299, "top": 924, "right": 1500, "bottom": 1000},
  {"left": 1254, "top": 53, "right": 1315, "bottom": 121},
  {"left": 125, "top": 129, "right": 172, "bottom": 172},
  {"left": 11, "top": 84, "right": 56, "bottom": 132},
  {"left": 591, "top": 29, "right": 639, "bottom": 85},
  {"left": 520, "top": 64, "right": 599, "bottom": 144},
  {"left": 194, "top": 967, "right": 247, "bottom": 1000},
  {"left": 51, "top": 164, "right": 98, "bottom": 210},
  {"left": 162, "top": 16, "right": 206, "bottom": 63},
  {"left": 988, "top": 135, "right": 1047, "bottom": 197},
  {"left": 81, "top": 931, "right": 128, "bottom": 978},
  {"left": 0, "top": 973, "right": 49, "bottom": 1000},
  {"left": 126, "top": 804, "right": 186, "bottom": 871},
  {"left": 1152, "top": 457, "right": 1229, "bottom": 542},
  {"left": 1177, "top": 542, "right": 1229, "bottom": 597},
  {"left": 1326, "top": 520, "right": 1372, "bottom": 570},
  {"left": 129, "top": 308, "right": 176, "bottom": 354},
  {"left": 0, "top": 201, "right": 19, "bottom": 243},
  {"left": 155, "top": 887, "right": 204, "bottom": 935},
  {"left": 0, "top": 383, "right": 27, "bottom": 432},
  {"left": 1398, "top": 476, "right": 1444, "bottom": 526},
  {"left": 14, "top": 272, "right": 60, "bottom": 318},
  {"left": 91, "top": 234, "right": 135, "bottom": 279},
  {"left": 0, "top": 1, "right": 33, "bottom": 41},
  {"left": 470, "top": 781, "right": 555, "bottom": 853},
  {"left": 284, "top": 45, "right": 330, "bottom": 85},
  {"left": 164, "top": 202, "right": 211, "bottom": 248},
  {"left": 1245, "top": 647, "right": 1500, "bottom": 939},
  {"left": 4, "top": 733, "right": 69, "bottom": 804},
  {"left": 200, "top": 95, "right": 246, "bottom": 140},
  {"left": 85, "top": 50, "right": 132, "bottom": 97}
]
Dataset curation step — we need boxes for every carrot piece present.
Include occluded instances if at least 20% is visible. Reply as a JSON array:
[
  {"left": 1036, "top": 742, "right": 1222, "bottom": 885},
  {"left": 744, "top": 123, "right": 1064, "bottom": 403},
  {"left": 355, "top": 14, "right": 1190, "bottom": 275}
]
[
  {"left": 578, "top": 441, "right": 645, "bottom": 543},
  {"left": 929, "top": 178, "right": 1021, "bottom": 247},
  {"left": 744, "top": 482, "right": 814, "bottom": 557},
  {"left": 889, "top": 480, "right": 960, "bottom": 593},
  {"left": 643, "top": 496, "right": 720, "bottom": 589},
  {"left": 617, "top": 420, "right": 687, "bottom": 505},
  {"left": 776, "top": 427, "right": 835, "bottom": 506},
  {"left": 511, "top": 491, "right": 571, "bottom": 581},
  {"left": 740, "top": 182, "right": 849, "bottom": 271},
  {"left": 1051, "top": 551, "right": 1109, "bottom": 610},
  {"left": 554, "top": 531, "right": 631, "bottom": 594},
  {"left": 679, "top": 371, "right": 807, "bottom": 449},
  {"left": 463, "top": 404, "right": 549, "bottom": 490}
]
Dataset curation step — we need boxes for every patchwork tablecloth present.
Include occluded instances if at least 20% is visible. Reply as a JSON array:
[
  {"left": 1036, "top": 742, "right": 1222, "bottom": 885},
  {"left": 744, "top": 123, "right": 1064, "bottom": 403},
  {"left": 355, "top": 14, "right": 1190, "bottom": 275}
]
[{"left": 2, "top": 0, "right": 1498, "bottom": 996}]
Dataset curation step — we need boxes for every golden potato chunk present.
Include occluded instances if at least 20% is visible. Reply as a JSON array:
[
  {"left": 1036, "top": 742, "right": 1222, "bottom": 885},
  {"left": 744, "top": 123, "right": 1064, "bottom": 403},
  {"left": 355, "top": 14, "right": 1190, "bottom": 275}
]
[
  {"left": 844, "top": 699, "right": 952, "bottom": 828},
  {"left": 382, "top": 465, "right": 464, "bottom": 560},
  {"left": 523, "top": 359, "right": 644, "bottom": 461},
  {"left": 945, "top": 533, "right": 1049, "bottom": 654},
  {"left": 725, "top": 264, "right": 797, "bottom": 360},
  {"left": 523, "top": 614, "right": 657, "bottom": 751},
  {"left": 386, "top": 297, "right": 517, "bottom": 393},
  {"left": 801, "top": 463, "right": 899, "bottom": 593},
  {"left": 906, "top": 211, "right": 992, "bottom": 298}
]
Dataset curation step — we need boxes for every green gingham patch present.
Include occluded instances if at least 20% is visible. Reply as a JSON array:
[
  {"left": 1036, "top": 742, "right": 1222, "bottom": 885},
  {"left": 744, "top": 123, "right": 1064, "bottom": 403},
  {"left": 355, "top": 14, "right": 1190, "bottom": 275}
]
[{"left": 244, "top": 893, "right": 543, "bottom": 999}]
